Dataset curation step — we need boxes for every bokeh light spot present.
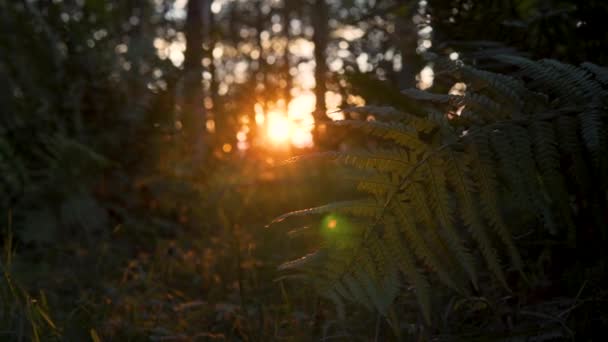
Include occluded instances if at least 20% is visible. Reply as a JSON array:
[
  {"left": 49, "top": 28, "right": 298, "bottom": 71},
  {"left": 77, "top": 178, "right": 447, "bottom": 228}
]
[{"left": 327, "top": 219, "right": 337, "bottom": 229}]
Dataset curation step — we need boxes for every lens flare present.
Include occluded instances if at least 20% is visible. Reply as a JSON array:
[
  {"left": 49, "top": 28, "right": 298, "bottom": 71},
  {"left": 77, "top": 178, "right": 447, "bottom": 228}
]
[
  {"left": 327, "top": 219, "right": 337, "bottom": 229},
  {"left": 322, "top": 214, "right": 343, "bottom": 232}
]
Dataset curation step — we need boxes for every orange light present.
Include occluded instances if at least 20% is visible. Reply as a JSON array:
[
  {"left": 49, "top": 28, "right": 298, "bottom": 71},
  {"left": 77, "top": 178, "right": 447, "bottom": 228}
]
[
  {"left": 255, "top": 92, "right": 316, "bottom": 148},
  {"left": 327, "top": 219, "right": 337, "bottom": 229},
  {"left": 266, "top": 112, "right": 291, "bottom": 144},
  {"left": 206, "top": 119, "right": 216, "bottom": 133},
  {"left": 222, "top": 143, "right": 232, "bottom": 153}
]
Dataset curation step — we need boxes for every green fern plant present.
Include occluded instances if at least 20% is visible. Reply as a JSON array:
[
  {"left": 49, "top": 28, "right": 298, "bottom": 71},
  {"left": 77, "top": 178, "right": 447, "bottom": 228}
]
[{"left": 270, "top": 57, "right": 608, "bottom": 327}]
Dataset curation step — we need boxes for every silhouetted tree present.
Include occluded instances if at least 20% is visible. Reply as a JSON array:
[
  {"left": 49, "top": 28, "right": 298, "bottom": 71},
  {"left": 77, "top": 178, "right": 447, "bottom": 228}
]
[{"left": 312, "top": 0, "right": 329, "bottom": 145}]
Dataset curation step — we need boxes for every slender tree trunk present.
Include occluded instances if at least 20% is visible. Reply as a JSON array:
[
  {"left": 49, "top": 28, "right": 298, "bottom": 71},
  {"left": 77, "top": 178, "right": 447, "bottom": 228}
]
[
  {"left": 395, "top": 9, "right": 421, "bottom": 90},
  {"left": 282, "top": 0, "right": 292, "bottom": 105},
  {"left": 183, "top": 0, "right": 206, "bottom": 160},
  {"left": 255, "top": 1, "right": 268, "bottom": 111},
  {"left": 207, "top": 2, "right": 221, "bottom": 136},
  {"left": 312, "top": 0, "right": 329, "bottom": 145}
]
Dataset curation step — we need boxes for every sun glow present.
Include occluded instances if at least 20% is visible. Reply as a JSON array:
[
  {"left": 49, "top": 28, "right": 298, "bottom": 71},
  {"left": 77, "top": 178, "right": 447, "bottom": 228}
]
[
  {"left": 243, "top": 90, "right": 350, "bottom": 150},
  {"left": 266, "top": 112, "right": 291, "bottom": 144},
  {"left": 254, "top": 92, "right": 316, "bottom": 149}
]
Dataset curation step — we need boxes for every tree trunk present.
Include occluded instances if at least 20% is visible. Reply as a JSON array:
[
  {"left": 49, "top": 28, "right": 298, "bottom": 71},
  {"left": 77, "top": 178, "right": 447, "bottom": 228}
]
[
  {"left": 183, "top": 0, "right": 207, "bottom": 160},
  {"left": 395, "top": 8, "right": 422, "bottom": 90},
  {"left": 312, "top": 0, "right": 329, "bottom": 146},
  {"left": 282, "top": 0, "right": 292, "bottom": 105}
]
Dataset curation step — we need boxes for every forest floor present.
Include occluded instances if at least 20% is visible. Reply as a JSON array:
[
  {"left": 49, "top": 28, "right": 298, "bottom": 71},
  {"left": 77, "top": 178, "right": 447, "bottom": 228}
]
[{"left": 1, "top": 154, "right": 368, "bottom": 341}]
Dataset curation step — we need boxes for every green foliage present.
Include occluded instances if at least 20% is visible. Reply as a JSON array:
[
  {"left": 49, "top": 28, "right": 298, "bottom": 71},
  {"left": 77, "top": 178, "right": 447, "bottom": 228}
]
[
  {"left": 1, "top": 222, "right": 61, "bottom": 341},
  {"left": 0, "top": 0, "right": 163, "bottom": 244},
  {"left": 427, "top": 0, "right": 608, "bottom": 66},
  {"left": 3, "top": 0, "right": 608, "bottom": 340},
  {"left": 273, "top": 57, "right": 608, "bottom": 328}
]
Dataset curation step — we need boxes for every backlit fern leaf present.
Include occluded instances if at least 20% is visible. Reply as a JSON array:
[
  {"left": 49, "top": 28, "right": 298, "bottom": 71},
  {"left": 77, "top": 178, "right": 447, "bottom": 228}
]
[
  {"left": 270, "top": 199, "right": 381, "bottom": 224},
  {"left": 331, "top": 120, "right": 429, "bottom": 152},
  {"left": 354, "top": 172, "right": 393, "bottom": 199},
  {"left": 507, "top": 124, "right": 554, "bottom": 231},
  {"left": 447, "top": 151, "right": 508, "bottom": 289},
  {"left": 276, "top": 58, "right": 608, "bottom": 326},
  {"left": 458, "top": 65, "right": 526, "bottom": 110},
  {"left": 401, "top": 88, "right": 458, "bottom": 104},
  {"left": 359, "top": 235, "right": 400, "bottom": 313},
  {"left": 555, "top": 116, "right": 589, "bottom": 192},
  {"left": 283, "top": 149, "right": 412, "bottom": 174},
  {"left": 384, "top": 218, "right": 432, "bottom": 323},
  {"left": 461, "top": 93, "right": 509, "bottom": 121},
  {"left": 582, "top": 62, "right": 608, "bottom": 86},
  {"left": 531, "top": 120, "right": 575, "bottom": 235},
  {"left": 540, "top": 59, "right": 600, "bottom": 102},
  {"left": 469, "top": 132, "right": 524, "bottom": 273},
  {"left": 401, "top": 181, "right": 469, "bottom": 289},
  {"left": 390, "top": 199, "right": 461, "bottom": 293},
  {"left": 580, "top": 99, "right": 607, "bottom": 173},
  {"left": 342, "top": 105, "right": 438, "bottom": 134},
  {"left": 496, "top": 55, "right": 570, "bottom": 100},
  {"left": 426, "top": 158, "right": 479, "bottom": 289},
  {"left": 490, "top": 127, "right": 532, "bottom": 212},
  {"left": 342, "top": 272, "right": 374, "bottom": 310},
  {"left": 278, "top": 250, "right": 325, "bottom": 272}
]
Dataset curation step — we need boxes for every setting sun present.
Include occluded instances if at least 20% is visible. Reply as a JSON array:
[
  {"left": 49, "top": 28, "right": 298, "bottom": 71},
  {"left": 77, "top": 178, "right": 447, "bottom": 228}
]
[
  {"left": 253, "top": 92, "right": 317, "bottom": 149},
  {"left": 266, "top": 112, "right": 291, "bottom": 144}
]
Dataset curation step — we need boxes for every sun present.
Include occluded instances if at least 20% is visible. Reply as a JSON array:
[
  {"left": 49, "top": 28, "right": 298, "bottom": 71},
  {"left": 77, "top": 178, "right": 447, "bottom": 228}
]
[
  {"left": 266, "top": 112, "right": 291, "bottom": 144},
  {"left": 253, "top": 93, "right": 317, "bottom": 149},
  {"left": 264, "top": 108, "right": 314, "bottom": 148}
]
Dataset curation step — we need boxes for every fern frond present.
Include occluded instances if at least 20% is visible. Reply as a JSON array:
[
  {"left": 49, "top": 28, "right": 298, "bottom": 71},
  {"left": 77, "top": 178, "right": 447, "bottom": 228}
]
[
  {"left": 342, "top": 105, "right": 438, "bottom": 134},
  {"left": 579, "top": 100, "right": 607, "bottom": 170},
  {"left": 462, "top": 93, "right": 508, "bottom": 120},
  {"left": 469, "top": 132, "right": 523, "bottom": 274},
  {"left": 331, "top": 120, "right": 429, "bottom": 152},
  {"left": 401, "top": 88, "right": 459, "bottom": 105},
  {"left": 354, "top": 172, "right": 394, "bottom": 199},
  {"left": 342, "top": 272, "right": 375, "bottom": 310},
  {"left": 277, "top": 58, "right": 607, "bottom": 326},
  {"left": 459, "top": 65, "right": 526, "bottom": 109},
  {"left": 359, "top": 237, "right": 400, "bottom": 313},
  {"left": 507, "top": 125, "right": 546, "bottom": 206},
  {"left": 403, "top": 88, "right": 507, "bottom": 123},
  {"left": 540, "top": 59, "right": 600, "bottom": 101},
  {"left": 269, "top": 199, "right": 381, "bottom": 224},
  {"left": 384, "top": 218, "right": 432, "bottom": 323},
  {"left": 447, "top": 151, "right": 508, "bottom": 289},
  {"left": 278, "top": 250, "right": 325, "bottom": 271},
  {"left": 555, "top": 116, "right": 590, "bottom": 192},
  {"left": 581, "top": 62, "right": 608, "bottom": 86},
  {"left": 356, "top": 266, "right": 384, "bottom": 312},
  {"left": 496, "top": 55, "right": 601, "bottom": 108},
  {"left": 401, "top": 180, "right": 469, "bottom": 284},
  {"left": 495, "top": 56, "right": 567, "bottom": 99},
  {"left": 390, "top": 200, "right": 463, "bottom": 293},
  {"left": 426, "top": 158, "right": 479, "bottom": 289},
  {"left": 490, "top": 126, "right": 532, "bottom": 213},
  {"left": 531, "top": 120, "right": 575, "bottom": 235},
  {"left": 283, "top": 149, "right": 412, "bottom": 174}
]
